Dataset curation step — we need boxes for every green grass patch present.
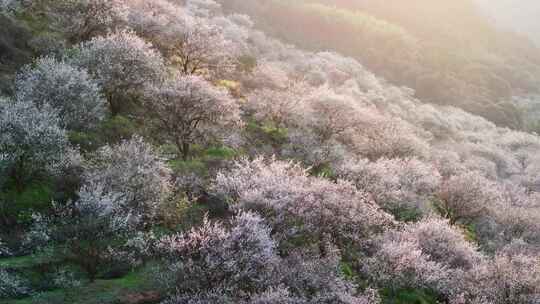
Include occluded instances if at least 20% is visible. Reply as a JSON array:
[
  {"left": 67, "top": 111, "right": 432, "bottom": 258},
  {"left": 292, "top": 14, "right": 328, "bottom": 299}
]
[
  {"left": 4, "top": 268, "right": 159, "bottom": 304},
  {"left": 260, "top": 124, "right": 288, "bottom": 143},
  {"left": 165, "top": 144, "right": 240, "bottom": 177},
  {"left": 0, "top": 253, "right": 49, "bottom": 270},
  {"left": 203, "top": 146, "right": 237, "bottom": 160},
  {"left": 168, "top": 159, "right": 207, "bottom": 175}
]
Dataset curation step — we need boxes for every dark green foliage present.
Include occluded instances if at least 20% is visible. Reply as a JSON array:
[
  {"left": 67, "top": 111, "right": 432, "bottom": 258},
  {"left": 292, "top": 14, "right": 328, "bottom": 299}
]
[
  {"left": 381, "top": 288, "right": 439, "bottom": 304},
  {"left": 99, "top": 263, "right": 132, "bottom": 280},
  {"left": 168, "top": 159, "right": 208, "bottom": 176},
  {"left": 0, "top": 1, "right": 62, "bottom": 95},
  {"left": 0, "top": 15, "right": 33, "bottom": 63},
  {"left": 244, "top": 120, "right": 289, "bottom": 155},
  {"left": 310, "top": 163, "right": 335, "bottom": 179},
  {"left": 0, "top": 180, "right": 55, "bottom": 227},
  {"left": 168, "top": 146, "right": 238, "bottom": 177},
  {"left": 68, "top": 131, "right": 100, "bottom": 152},
  {"left": 259, "top": 123, "right": 289, "bottom": 143},
  {"left": 96, "top": 115, "right": 138, "bottom": 146},
  {"left": 460, "top": 223, "right": 479, "bottom": 244},
  {"left": 160, "top": 197, "right": 209, "bottom": 231},
  {"left": 237, "top": 55, "right": 257, "bottom": 73},
  {"left": 384, "top": 204, "right": 424, "bottom": 223},
  {"left": 69, "top": 115, "right": 140, "bottom": 152}
]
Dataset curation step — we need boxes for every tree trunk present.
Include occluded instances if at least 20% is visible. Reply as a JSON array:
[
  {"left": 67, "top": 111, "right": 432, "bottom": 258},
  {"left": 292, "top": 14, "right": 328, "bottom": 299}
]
[
  {"left": 85, "top": 252, "right": 99, "bottom": 283},
  {"left": 109, "top": 98, "right": 120, "bottom": 117},
  {"left": 10, "top": 160, "right": 26, "bottom": 193},
  {"left": 178, "top": 141, "right": 190, "bottom": 161}
]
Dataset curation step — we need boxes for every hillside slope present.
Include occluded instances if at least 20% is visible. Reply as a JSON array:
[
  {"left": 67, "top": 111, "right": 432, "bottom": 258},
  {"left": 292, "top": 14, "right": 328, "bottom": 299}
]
[
  {"left": 1, "top": 1, "right": 540, "bottom": 304},
  {"left": 219, "top": 0, "right": 540, "bottom": 129}
]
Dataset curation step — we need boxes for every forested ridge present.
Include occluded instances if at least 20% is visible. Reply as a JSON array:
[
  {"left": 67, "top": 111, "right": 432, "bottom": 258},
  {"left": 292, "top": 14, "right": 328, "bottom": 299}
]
[{"left": 1, "top": 1, "right": 540, "bottom": 304}]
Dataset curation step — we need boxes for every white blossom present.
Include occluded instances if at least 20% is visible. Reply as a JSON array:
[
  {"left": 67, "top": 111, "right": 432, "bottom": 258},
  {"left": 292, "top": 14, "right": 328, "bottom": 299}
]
[
  {"left": 84, "top": 136, "right": 172, "bottom": 223},
  {"left": 49, "top": 0, "right": 127, "bottom": 43},
  {"left": 213, "top": 157, "right": 395, "bottom": 250},
  {"left": 0, "top": 98, "right": 69, "bottom": 189},
  {"left": 143, "top": 74, "right": 242, "bottom": 160},
  {"left": 15, "top": 56, "right": 106, "bottom": 131},
  {"left": 70, "top": 31, "right": 165, "bottom": 115}
]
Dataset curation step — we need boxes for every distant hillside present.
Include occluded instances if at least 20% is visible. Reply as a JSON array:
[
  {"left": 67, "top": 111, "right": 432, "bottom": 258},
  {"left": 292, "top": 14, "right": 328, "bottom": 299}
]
[
  {"left": 220, "top": 0, "right": 540, "bottom": 129},
  {"left": 476, "top": 0, "right": 540, "bottom": 45}
]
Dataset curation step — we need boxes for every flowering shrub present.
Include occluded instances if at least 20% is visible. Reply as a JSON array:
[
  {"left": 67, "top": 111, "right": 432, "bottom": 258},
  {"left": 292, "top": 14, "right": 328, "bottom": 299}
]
[
  {"left": 84, "top": 136, "right": 172, "bottom": 224},
  {"left": 70, "top": 31, "right": 165, "bottom": 115},
  {"left": 4, "top": 1, "right": 540, "bottom": 303},
  {"left": 0, "top": 269, "right": 31, "bottom": 298},
  {"left": 436, "top": 171, "right": 502, "bottom": 224},
  {"left": 157, "top": 211, "right": 379, "bottom": 304},
  {"left": 142, "top": 74, "right": 242, "bottom": 160},
  {"left": 338, "top": 157, "right": 441, "bottom": 220},
  {"left": 280, "top": 246, "right": 381, "bottom": 304},
  {"left": 30, "top": 183, "right": 135, "bottom": 282},
  {"left": 49, "top": 0, "right": 127, "bottom": 43},
  {"left": 157, "top": 212, "right": 280, "bottom": 298},
  {"left": 15, "top": 56, "right": 106, "bottom": 131},
  {"left": 213, "top": 157, "right": 395, "bottom": 251},
  {"left": 366, "top": 217, "right": 482, "bottom": 300},
  {"left": 460, "top": 244, "right": 540, "bottom": 304},
  {"left": 125, "top": 0, "right": 236, "bottom": 79},
  {"left": 0, "top": 99, "right": 69, "bottom": 190}
]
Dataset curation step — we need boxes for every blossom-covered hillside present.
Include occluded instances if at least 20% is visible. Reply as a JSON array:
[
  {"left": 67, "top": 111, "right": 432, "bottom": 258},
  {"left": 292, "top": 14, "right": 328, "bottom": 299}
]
[{"left": 1, "top": 1, "right": 540, "bottom": 304}]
